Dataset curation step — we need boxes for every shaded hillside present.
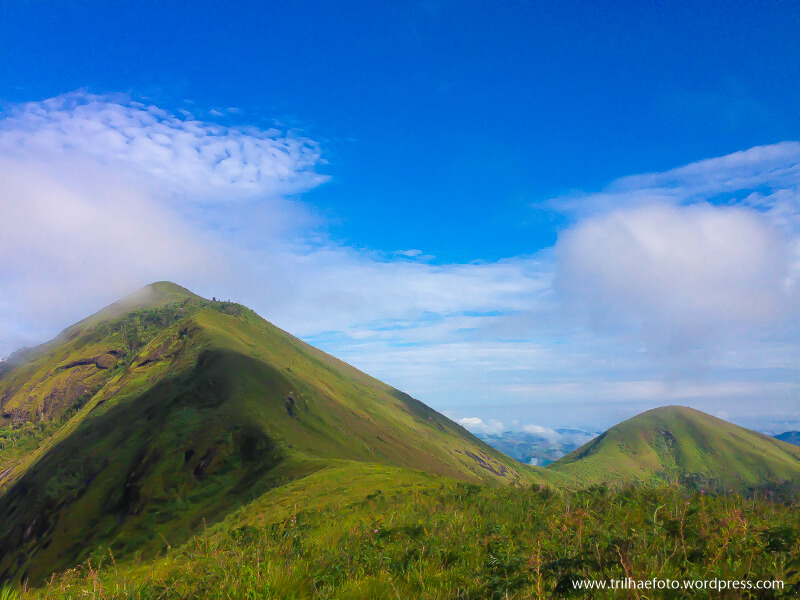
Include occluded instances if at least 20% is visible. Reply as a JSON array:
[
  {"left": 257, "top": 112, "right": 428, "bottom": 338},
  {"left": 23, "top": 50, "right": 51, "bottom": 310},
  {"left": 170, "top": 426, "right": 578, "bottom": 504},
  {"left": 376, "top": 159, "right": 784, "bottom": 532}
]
[
  {"left": 0, "top": 283, "right": 541, "bottom": 584},
  {"left": 549, "top": 406, "right": 800, "bottom": 491}
]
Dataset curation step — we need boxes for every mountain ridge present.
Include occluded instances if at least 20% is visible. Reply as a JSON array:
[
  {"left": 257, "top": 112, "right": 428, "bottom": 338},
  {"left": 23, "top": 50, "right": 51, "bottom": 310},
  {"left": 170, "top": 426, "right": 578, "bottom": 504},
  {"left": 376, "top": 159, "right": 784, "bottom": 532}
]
[
  {"left": 2, "top": 283, "right": 800, "bottom": 585},
  {"left": 0, "top": 283, "right": 540, "bottom": 584}
]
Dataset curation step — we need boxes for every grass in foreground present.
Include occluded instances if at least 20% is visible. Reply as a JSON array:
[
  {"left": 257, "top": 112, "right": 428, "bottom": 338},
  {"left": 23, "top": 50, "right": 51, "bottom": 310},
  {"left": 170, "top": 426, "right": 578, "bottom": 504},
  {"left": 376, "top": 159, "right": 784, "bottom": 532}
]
[{"left": 16, "top": 463, "right": 800, "bottom": 599}]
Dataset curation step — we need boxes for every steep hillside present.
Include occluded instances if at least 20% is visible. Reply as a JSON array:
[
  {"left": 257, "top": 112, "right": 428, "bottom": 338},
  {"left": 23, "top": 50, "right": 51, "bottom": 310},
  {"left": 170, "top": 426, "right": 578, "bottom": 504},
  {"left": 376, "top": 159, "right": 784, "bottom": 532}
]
[
  {"left": 549, "top": 406, "right": 800, "bottom": 490},
  {"left": 0, "top": 282, "right": 202, "bottom": 429},
  {"left": 0, "top": 283, "right": 541, "bottom": 584}
]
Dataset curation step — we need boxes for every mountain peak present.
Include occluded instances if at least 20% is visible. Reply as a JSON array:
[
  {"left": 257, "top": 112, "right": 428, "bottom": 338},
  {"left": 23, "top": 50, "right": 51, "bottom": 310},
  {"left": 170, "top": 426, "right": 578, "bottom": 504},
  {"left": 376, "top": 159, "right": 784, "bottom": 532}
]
[
  {"left": 124, "top": 281, "right": 203, "bottom": 307},
  {"left": 60, "top": 282, "right": 205, "bottom": 337},
  {"left": 640, "top": 405, "right": 702, "bottom": 418},
  {"left": 0, "top": 286, "right": 533, "bottom": 583}
]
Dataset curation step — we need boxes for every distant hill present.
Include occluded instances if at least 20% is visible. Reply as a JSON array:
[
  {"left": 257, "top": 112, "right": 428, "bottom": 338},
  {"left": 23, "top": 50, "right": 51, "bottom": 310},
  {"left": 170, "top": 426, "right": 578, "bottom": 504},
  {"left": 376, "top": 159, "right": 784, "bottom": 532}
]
[
  {"left": 549, "top": 406, "right": 800, "bottom": 491},
  {"left": 776, "top": 431, "right": 800, "bottom": 446},
  {"left": 0, "top": 282, "right": 541, "bottom": 584}
]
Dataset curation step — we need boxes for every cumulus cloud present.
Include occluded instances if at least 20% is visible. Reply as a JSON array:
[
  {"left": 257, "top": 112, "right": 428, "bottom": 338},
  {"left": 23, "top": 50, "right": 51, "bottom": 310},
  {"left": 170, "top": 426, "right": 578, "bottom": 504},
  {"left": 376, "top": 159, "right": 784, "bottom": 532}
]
[
  {"left": 555, "top": 203, "right": 797, "bottom": 356},
  {"left": 521, "top": 424, "right": 559, "bottom": 440},
  {"left": 549, "top": 140, "right": 800, "bottom": 378},
  {"left": 458, "top": 417, "right": 505, "bottom": 434}
]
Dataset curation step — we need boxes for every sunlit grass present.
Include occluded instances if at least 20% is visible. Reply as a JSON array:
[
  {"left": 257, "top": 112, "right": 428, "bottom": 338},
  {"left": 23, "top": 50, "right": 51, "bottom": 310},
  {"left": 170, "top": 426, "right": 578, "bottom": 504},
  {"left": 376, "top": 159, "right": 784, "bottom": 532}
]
[{"left": 21, "top": 463, "right": 800, "bottom": 599}]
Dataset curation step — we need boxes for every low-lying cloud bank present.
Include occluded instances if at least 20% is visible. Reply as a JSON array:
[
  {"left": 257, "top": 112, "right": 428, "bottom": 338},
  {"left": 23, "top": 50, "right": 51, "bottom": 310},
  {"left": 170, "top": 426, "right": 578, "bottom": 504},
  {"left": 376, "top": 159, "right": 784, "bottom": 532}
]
[
  {"left": 2, "top": 91, "right": 800, "bottom": 429},
  {"left": 456, "top": 417, "right": 598, "bottom": 465},
  {"left": 458, "top": 417, "right": 595, "bottom": 445}
]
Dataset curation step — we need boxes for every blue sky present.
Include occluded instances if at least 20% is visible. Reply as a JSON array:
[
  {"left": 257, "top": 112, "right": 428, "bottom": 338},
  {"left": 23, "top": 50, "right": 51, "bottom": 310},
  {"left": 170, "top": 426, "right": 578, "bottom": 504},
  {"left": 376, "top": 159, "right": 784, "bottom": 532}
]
[{"left": 2, "top": 1, "right": 800, "bottom": 432}]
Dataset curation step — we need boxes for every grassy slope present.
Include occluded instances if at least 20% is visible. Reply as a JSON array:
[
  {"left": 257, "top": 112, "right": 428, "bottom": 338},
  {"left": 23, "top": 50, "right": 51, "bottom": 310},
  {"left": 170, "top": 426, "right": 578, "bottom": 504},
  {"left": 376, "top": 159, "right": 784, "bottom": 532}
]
[
  {"left": 23, "top": 460, "right": 800, "bottom": 600},
  {"left": 0, "top": 283, "right": 543, "bottom": 584},
  {"left": 549, "top": 406, "right": 800, "bottom": 490}
]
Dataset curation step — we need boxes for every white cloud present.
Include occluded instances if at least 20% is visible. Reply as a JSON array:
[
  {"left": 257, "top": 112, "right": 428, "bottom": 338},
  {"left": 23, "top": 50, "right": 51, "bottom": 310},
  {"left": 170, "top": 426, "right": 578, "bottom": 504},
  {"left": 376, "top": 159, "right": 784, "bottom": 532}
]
[
  {"left": 520, "top": 424, "right": 561, "bottom": 443},
  {"left": 0, "top": 92, "right": 328, "bottom": 355},
  {"left": 555, "top": 203, "right": 797, "bottom": 356},
  {"left": 0, "top": 153, "right": 229, "bottom": 352},
  {"left": 0, "top": 91, "right": 552, "bottom": 363},
  {"left": 0, "top": 91, "right": 327, "bottom": 201},
  {"left": 521, "top": 424, "right": 556, "bottom": 435},
  {"left": 549, "top": 142, "right": 800, "bottom": 219},
  {"left": 246, "top": 251, "right": 550, "bottom": 339},
  {"left": 458, "top": 417, "right": 505, "bottom": 434},
  {"left": 518, "top": 424, "right": 597, "bottom": 447}
]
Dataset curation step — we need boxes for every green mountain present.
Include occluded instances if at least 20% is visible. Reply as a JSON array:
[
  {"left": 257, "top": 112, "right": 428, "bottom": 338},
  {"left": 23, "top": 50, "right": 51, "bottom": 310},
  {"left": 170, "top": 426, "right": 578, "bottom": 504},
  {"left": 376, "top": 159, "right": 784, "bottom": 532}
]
[
  {"left": 0, "top": 282, "right": 541, "bottom": 584},
  {"left": 776, "top": 431, "right": 800, "bottom": 446},
  {"left": 3, "top": 284, "right": 799, "bottom": 588},
  {"left": 549, "top": 405, "right": 800, "bottom": 490}
]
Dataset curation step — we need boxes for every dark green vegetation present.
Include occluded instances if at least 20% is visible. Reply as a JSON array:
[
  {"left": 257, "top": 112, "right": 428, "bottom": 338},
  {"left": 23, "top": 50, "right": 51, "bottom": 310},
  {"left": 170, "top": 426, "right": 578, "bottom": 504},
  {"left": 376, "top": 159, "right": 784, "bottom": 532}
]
[
  {"left": 1, "top": 282, "right": 799, "bottom": 597},
  {"left": 16, "top": 463, "right": 800, "bottom": 599},
  {"left": 776, "top": 432, "right": 800, "bottom": 446}
]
